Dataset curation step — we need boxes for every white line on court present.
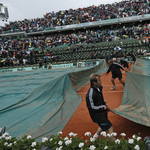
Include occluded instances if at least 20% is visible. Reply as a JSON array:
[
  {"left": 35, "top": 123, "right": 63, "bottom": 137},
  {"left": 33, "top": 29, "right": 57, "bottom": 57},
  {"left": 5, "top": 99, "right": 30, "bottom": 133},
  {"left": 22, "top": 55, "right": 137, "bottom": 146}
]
[
  {"left": 84, "top": 84, "right": 123, "bottom": 87},
  {"left": 78, "top": 91, "right": 124, "bottom": 94}
]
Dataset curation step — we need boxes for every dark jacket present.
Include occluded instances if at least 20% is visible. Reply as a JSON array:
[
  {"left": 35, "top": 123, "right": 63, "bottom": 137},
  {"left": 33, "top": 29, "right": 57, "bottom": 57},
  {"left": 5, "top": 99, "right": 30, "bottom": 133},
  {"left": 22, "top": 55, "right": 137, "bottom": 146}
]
[
  {"left": 86, "top": 85, "right": 107, "bottom": 123},
  {"left": 120, "top": 59, "right": 129, "bottom": 67},
  {"left": 107, "top": 62, "right": 124, "bottom": 76},
  {"left": 130, "top": 53, "right": 136, "bottom": 61}
]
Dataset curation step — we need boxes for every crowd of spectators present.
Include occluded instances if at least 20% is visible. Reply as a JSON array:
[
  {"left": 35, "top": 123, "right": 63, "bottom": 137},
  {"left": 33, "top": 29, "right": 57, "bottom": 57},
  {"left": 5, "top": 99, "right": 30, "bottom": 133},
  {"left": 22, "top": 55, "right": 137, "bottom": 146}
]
[
  {"left": 1, "top": 0, "right": 150, "bottom": 33},
  {"left": 1, "top": 22, "right": 150, "bottom": 52},
  {"left": 0, "top": 48, "right": 45, "bottom": 67},
  {"left": 1, "top": 1, "right": 150, "bottom": 68}
]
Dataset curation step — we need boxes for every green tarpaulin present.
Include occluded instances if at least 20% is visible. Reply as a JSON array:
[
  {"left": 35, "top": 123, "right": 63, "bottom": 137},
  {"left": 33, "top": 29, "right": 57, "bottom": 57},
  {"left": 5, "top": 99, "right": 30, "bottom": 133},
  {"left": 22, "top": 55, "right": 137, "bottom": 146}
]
[
  {"left": 0, "top": 59, "right": 108, "bottom": 141},
  {"left": 113, "top": 58, "right": 150, "bottom": 127}
]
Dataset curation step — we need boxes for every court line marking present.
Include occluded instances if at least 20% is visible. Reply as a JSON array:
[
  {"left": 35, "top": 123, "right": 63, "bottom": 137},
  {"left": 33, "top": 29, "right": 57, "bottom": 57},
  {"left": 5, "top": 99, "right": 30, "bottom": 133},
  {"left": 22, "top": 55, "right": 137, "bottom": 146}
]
[
  {"left": 84, "top": 84, "right": 123, "bottom": 87},
  {"left": 78, "top": 91, "right": 124, "bottom": 94}
]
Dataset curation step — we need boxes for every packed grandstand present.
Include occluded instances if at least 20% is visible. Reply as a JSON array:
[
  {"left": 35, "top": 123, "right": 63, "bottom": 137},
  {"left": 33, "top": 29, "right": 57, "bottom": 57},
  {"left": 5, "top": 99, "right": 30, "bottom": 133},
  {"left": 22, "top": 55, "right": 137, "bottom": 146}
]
[{"left": 0, "top": 0, "right": 150, "bottom": 67}]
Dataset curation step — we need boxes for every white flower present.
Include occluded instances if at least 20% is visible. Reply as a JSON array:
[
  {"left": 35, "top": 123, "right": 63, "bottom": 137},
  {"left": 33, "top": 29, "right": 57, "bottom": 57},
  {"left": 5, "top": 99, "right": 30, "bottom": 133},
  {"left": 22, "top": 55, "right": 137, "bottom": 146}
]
[
  {"left": 58, "top": 131, "right": 62, "bottom": 135},
  {"left": 104, "top": 146, "right": 108, "bottom": 149},
  {"left": 4, "top": 142, "right": 8, "bottom": 146},
  {"left": 31, "top": 142, "right": 36, "bottom": 147},
  {"left": 65, "top": 139, "right": 72, "bottom": 145},
  {"left": 27, "top": 135, "right": 32, "bottom": 139},
  {"left": 50, "top": 138, "right": 53, "bottom": 141},
  {"left": 78, "top": 142, "right": 84, "bottom": 148},
  {"left": 90, "top": 137, "right": 95, "bottom": 142},
  {"left": 69, "top": 132, "right": 74, "bottom": 137},
  {"left": 137, "top": 137, "right": 142, "bottom": 141},
  {"left": 89, "top": 145, "right": 96, "bottom": 150},
  {"left": 132, "top": 135, "right": 136, "bottom": 138},
  {"left": 33, "top": 149, "right": 36, "bottom": 150},
  {"left": 107, "top": 134, "right": 112, "bottom": 137},
  {"left": 74, "top": 133, "right": 77, "bottom": 136},
  {"left": 56, "top": 146, "right": 63, "bottom": 150},
  {"left": 111, "top": 132, "right": 117, "bottom": 136},
  {"left": 85, "top": 132, "right": 91, "bottom": 136},
  {"left": 42, "top": 137, "right": 48, "bottom": 142},
  {"left": 2, "top": 132, "right": 9, "bottom": 137},
  {"left": 64, "top": 137, "right": 69, "bottom": 140},
  {"left": 5, "top": 136, "right": 12, "bottom": 140},
  {"left": 115, "top": 139, "right": 120, "bottom": 144},
  {"left": 7, "top": 143, "right": 12, "bottom": 147},
  {"left": 128, "top": 139, "right": 134, "bottom": 144},
  {"left": 0, "top": 136, "right": 2, "bottom": 139},
  {"left": 14, "top": 141, "right": 16, "bottom": 144},
  {"left": 134, "top": 145, "right": 140, "bottom": 150},
  {"left": 100, "top": 131, "right": 106, "bottom": 137},
  {"left": 120, "top": 133, "right": 126, "bottom": 136},
  {"left": 58, "top": 140, "right": 63, "bottom": 145}
]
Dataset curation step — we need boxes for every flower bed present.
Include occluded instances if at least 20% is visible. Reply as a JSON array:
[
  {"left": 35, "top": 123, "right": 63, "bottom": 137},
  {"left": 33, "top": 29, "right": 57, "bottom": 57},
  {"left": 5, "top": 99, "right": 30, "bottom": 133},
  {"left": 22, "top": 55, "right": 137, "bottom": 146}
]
[{"left": 0, "top": 131, "right": 146, "bottom": 150}]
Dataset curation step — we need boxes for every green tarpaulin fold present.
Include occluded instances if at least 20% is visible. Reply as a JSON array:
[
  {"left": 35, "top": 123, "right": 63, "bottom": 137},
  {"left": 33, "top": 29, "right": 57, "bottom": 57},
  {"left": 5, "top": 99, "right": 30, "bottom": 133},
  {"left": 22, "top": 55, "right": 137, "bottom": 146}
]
[
  {"left": 0, "top": 59, "right": 108, "bottom": 141},
  {"left": 113, "top": 58, "right": 150, "bottom": 127}
]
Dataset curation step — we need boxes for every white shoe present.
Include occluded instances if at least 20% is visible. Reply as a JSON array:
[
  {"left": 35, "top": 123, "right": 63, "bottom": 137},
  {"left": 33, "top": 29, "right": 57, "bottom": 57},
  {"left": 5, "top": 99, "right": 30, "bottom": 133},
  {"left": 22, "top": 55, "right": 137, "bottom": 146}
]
[{"left": 111, "top": 86, "right": 116, "bottom": 90}]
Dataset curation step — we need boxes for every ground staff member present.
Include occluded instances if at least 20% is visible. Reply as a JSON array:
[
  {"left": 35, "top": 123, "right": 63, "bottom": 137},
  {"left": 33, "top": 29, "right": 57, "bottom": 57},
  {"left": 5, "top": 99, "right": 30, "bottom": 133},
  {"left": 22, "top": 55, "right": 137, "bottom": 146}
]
[
  {"left": 106, "top": 60, "right": 127, "bottom": 90},
  {"left": 119, "top": 58, "right": 130, "bottom": 74},
  {"left": 119, "top": 58, "right": 130, "bottom": 69},
  {"left": 128, "top": 51, "right": 137, "bottom": 63},
  {"left": 86, "top": 73, "right": 114, "bottom": 140}
]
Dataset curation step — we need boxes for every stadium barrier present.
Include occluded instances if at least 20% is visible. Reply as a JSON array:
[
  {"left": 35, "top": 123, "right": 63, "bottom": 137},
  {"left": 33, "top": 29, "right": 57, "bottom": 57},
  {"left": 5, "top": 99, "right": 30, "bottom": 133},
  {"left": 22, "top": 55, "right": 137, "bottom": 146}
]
[{"left": 0, "top": 60, "right": 100, "bottom": 73}]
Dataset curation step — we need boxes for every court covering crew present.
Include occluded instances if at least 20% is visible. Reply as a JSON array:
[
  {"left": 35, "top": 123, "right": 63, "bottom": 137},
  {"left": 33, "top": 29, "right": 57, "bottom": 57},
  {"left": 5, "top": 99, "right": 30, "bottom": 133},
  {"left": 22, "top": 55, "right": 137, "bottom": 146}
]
[
  {"left": 119, "top": 58, "right": 130, "bottom": 74},
  {"left": 86, "top": 73, "right": 114, "bottom": 140},
  {"left": 106, "top": 60, "right": 128, "bottom": 90}
]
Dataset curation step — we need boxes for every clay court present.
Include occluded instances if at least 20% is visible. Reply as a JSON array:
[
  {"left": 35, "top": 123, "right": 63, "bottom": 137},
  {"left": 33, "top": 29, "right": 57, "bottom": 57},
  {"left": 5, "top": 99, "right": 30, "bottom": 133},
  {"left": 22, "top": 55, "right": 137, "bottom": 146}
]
[{"left": 62, "top": 65, "right": 150, "bottom": 140}]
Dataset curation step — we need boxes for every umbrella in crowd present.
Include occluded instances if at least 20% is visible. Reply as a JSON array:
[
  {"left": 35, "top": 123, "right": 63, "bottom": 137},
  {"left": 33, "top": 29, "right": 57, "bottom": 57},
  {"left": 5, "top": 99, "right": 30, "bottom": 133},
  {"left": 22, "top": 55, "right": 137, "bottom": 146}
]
[
  {"left": 1, "top": 59, "right": 6, "bottom": 62},
  {"left": 46, "top": 53, "right": 51, "bottom": 56},
  {"left": 143, "top": 37, "right": 147, "bottom": 39},
  {"left": 143, "top": 50, "right": 147, "bottom": 53},
  {"left": 114, "top": 46, "right": 122, "bottom": 51},
  {"left": 117, "top": 37, "right": 121, "bottom": 39},
  {"left": 97, "top": 30, "right": 101, "bottom": 32},
  {"left": 123, "top": 35, "right": 129, "bottom": 38}
]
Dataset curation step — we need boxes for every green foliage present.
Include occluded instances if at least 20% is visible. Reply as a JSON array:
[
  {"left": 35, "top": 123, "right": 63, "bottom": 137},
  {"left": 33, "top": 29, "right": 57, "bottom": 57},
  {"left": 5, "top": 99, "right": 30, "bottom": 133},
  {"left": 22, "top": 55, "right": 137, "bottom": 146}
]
[{"left": 0, "top": 132, "right": 146, "bottom": 150}]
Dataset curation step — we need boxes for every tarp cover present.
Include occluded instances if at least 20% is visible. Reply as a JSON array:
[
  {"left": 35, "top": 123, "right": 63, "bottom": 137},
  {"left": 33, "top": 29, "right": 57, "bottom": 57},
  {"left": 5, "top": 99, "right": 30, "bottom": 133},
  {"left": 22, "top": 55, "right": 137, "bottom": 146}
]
[
  {"left": 0, "top": 59, "right": 108, "bottom": 141},
  {"left": 113, "top": 58, "right": 150, "bottom": 127}
]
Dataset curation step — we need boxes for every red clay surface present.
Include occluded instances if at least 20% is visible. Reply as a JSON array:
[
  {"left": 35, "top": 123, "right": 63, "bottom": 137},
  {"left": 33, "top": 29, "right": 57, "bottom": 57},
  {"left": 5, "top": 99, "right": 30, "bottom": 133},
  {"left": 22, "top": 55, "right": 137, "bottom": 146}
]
[{"left": 62, "top": 65, "right": 150, "bottom": 140}]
